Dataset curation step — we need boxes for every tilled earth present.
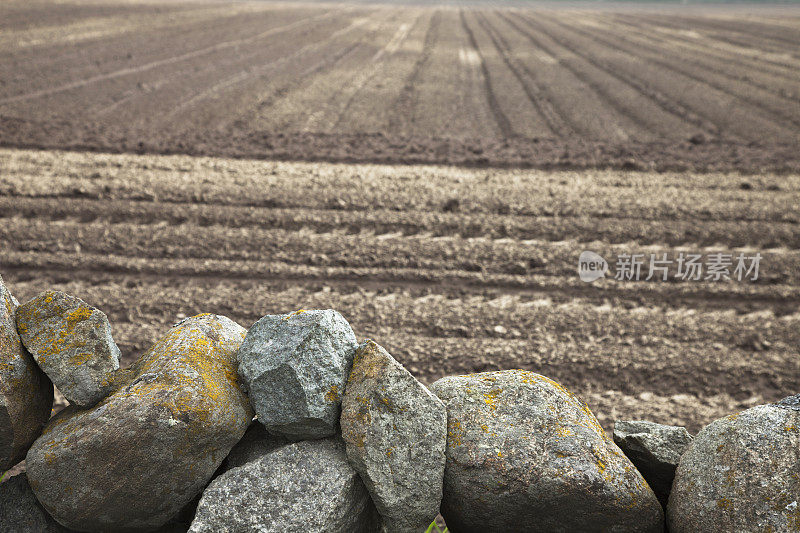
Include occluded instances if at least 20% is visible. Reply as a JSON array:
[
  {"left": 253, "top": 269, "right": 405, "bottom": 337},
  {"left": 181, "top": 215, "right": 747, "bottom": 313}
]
[
  {"left": 1, "top": 0, "right": 799, "bottom": 173},
  {"left": 1, "top": 148, "right": 798, "bottom": 434}
]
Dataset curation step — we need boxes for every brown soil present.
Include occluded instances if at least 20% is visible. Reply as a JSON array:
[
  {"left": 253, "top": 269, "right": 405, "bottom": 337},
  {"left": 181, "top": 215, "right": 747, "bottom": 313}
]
[
  {"left": 1, "top": 1, "right": 799, "bottom": 173},
  {"left": 2, "top": 148, "right": 798, "bottom": 435}
]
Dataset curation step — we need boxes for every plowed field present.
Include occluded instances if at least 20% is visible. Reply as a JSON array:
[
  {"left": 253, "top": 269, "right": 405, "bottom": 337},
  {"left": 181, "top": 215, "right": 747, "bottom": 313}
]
[
  {"left": 2, "top": 148, "right": 798, "bottom": 432},
  {"left": 1, "top": 0, "right": 799, "bottom": 172}
]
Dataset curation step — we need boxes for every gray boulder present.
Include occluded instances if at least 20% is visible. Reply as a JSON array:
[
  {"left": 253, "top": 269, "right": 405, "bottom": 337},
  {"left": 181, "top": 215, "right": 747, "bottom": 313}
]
[
  {"left": 668, "top": 396, "right": 800, "bottom": 532},
  {"left": 613, "top": 420, "right": 692, "bottom": 507},
  {"left": 0, "top": 275, "right": 53, "bottom": 471},
  {"left": 0, "top": 474, "right": 69, "bottom": 532},
  {"left": 16, "top": 290, "right": 120, "bottom": 407},
  {"left": 237, "top": 309, "right": 358, "bottom": 440},
  {"left": 26, "top": 314, "right": 253, "bottom": 532},
  {"left": 189, "top": 437, "right": 380, "bottom": 533},
  {"left": 341, "top": 340, "right": 446, "bottom": 533},
  {"left": 430, "top": 370, "right": 663, "bottom": 533}
]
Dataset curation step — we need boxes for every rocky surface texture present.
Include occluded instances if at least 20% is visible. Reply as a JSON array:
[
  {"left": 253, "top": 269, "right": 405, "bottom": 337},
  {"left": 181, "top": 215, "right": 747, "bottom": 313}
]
[
  {"left": 613, "top": 420, "right": 693, "bottom": 507},
  {"left": 237, "top": 309, "right": 358, "bottom": 440},
  {"left": 0, "top": 474, "right": 68, "bottom": 533},
  {"left": 0, "top": 275, "right": 52, "bottom": 472},
  {"left": 2, "top": 293, "right": 794, "bottom": 533},
  {"left": 668, "top": 396, "right": 800, "bottom": 532},
  {"left": 431, "top": 370, "right": 664, "bottom": 533},
  {"left": 25, "top": 314, "right": 252, "bottom": 532},
  {"left": 341, "top": 340, "right": 447, "bottom": 533},
  {"left": 189, "top": 437, "right": 380, "bottom": 533},
  {"left": 16, "top": 290, "right": 120, "bottom": 407},
  {"left": 224, "top": 422, "right": 289, "bottom": 470}
]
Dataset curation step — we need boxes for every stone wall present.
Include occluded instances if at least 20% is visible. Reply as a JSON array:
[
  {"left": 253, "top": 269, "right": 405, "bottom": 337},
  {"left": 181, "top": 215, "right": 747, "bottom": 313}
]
[{"left": 1, "top": 276, "right": 798, "bottom": 533}]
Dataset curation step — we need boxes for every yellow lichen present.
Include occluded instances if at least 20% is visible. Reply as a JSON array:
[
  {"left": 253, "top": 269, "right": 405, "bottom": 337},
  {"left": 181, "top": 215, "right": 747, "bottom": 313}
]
[
  {"left": 325, "top": 385, "right": 340, "bottom": 403},
  {"left": 483, "top": 388, "right": 502, "bottom": 411},
  {"left": 283, "top": 310, "right": 307, "bottom": 320},
  {"left": 448, "top": 419, "right": 464, "bottom": 447}
]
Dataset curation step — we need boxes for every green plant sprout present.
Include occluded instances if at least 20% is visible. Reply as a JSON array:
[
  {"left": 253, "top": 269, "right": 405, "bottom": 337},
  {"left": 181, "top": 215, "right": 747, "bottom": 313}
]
[{"left": 426, "top": 520, "right": 448, "bottom": 533}]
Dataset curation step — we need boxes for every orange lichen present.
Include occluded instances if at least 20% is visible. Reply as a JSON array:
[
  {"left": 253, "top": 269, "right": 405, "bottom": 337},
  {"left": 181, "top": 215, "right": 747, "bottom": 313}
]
[
  {"left": 325, "top": 385, "right": 340, "bottom": 403},
  {"left": 65, "top": 307, "right": 93, "bottom": 324},
  {"left": 283, "top": 310, "right": 307, "bottom": 320},
  {"left": 69, "top": 352, "right": 92, "bottom": 366},
  {"left": 448, "top": 419, "right": 464, "bottom": 447},
  {"left": 483, "top": 388, "right": 502, "bottom": 411}
]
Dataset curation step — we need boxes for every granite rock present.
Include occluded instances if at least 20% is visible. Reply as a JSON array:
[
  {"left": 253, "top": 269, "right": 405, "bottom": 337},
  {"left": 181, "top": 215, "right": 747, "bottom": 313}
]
[
  {"left": 613, "top": 420, "right": 692, "bottom": 507},
  {"left": 668, "top": 397, "right": 800, "bottom": 532},
  {"left": 0, "top": 474, "right": 69, "bottom": 533},
  {"left": 237, "top": 309, "right": 358, "bottom": 440},
  {"left": 26, "top": 314, "right": 253, "bottom": 532},
  {"left": 16, "top": 290, "right": 120, "bottom": 407},
  {"left": 430, "top": 370, "right": 663, "bottom": 533},
  {"left": 341, "top": 340, "right": 446, "bottom": 533},
  {"left": 190, "top": 437, "right": 380, "bottom": 533},
  {"left": 0, "top": 275, "right": 53, "bottom": 471}
]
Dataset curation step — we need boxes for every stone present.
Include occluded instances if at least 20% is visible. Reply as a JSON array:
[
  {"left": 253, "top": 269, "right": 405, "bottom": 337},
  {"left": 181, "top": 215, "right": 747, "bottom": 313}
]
[
  {"left": 237, "top": 309, "right": 358, "bottom": 440},
  {"left": 668, "top": 397, "right": 800, "bottom": 532},
  {"left": 430, "top": 370, "right": 663, "bottom": 533},
  {"left": 189, "top": 437, "right": 380, "bottom": 533},
  {"left": 0, "top": 474, "right": 69, "bottom": 533},
  {"left": 16, "top": 290, "right": 120, "bottom": 407},
  {"left": 26, "top": 314, "right": 253, "bottom": 532},
  {"left": 224, "top": 422, "right": 289, "bottom": 469},
  {"left": 340, "top": 340, "right": 446, "bottom": 533},
  {"left": 0, "top": 275, "right": 53, "bottom": 471},
  {"left": 613, "top": 420, "right": 693, "bottom": 507}
]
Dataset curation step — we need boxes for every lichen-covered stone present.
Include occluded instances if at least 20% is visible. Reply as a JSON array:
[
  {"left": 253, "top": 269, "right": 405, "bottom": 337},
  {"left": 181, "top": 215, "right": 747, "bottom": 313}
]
[
  {"left": 341, "top": 340, "right": 446, "bottom": 533},
  {"left": 237, "top": 309, "right": 358, "bottom": 440},
  {"left": 26, "top": 314, "right": 253, "bottom": 532},
  {"left": 189, "top": 437, "right": 380, "bottom": 533},
  {"left": 668, "top": 397, "right": 800, "bottom": 532},
  {"left": 613, "top": 420, "right": 692, "bottom": 507},
  {"left": 0, "top": 474, "right": 69, "bottom": 533},
  {"left": 16, "top": 290, "right": 120, "bottom": 407},
  {"left": 0, "top": 275, "right": 53, "bottom": 471},
  {"left": 430, "top": 370, "right": 663, "bottom": 533}
]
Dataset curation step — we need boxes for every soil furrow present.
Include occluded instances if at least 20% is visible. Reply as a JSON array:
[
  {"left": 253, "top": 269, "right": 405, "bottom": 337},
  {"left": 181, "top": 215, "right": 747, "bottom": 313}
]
[
  {"left": 503, "top": 11, "right": 722, "bottom": 138},
  {"left": 474, "top": 11, "right": 571, "bottom": 138},
  {"left": 387, "top": 9, "right": 441, "bottom": 135},
  {"left": 0, "top": 9, "right": 339, "bottom": 105},
  {"left": 458, "top": 9, "right": 515, "bottom": 139},
  {"left": 540, "top": 13, "right": 800, "bottom": 135}
]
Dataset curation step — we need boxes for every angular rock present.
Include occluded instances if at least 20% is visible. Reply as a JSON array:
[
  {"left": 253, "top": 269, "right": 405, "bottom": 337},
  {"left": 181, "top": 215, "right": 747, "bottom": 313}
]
[
  {"left": 613, "top": 420, "right": 692, "bottom": 507},
  {"left": 16, "top": 290, "right": 120, "bottom": 407},
  {"left": 0, "top": 474, "right": 69, "bottom": 533},
  {"left": 0, "top": 275, "right": 53, "bottom": 471},
  {"left": 237, "top": 309, "right": 358, "bottom": 440},
  {"left": 189, "top": 437, "right": 380, "bottom": 533},
  {"left": 430, "top": 370, "right": 663, "bottom": 533},
  {"left": 341, "top": 340, "right": 446, "bottom": 533},
  {"left": 668, "top": 397, "right": 800, "bottom": 532},
  {"left": 26, "top": 314, "right": 253, "bottom": 532}
]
